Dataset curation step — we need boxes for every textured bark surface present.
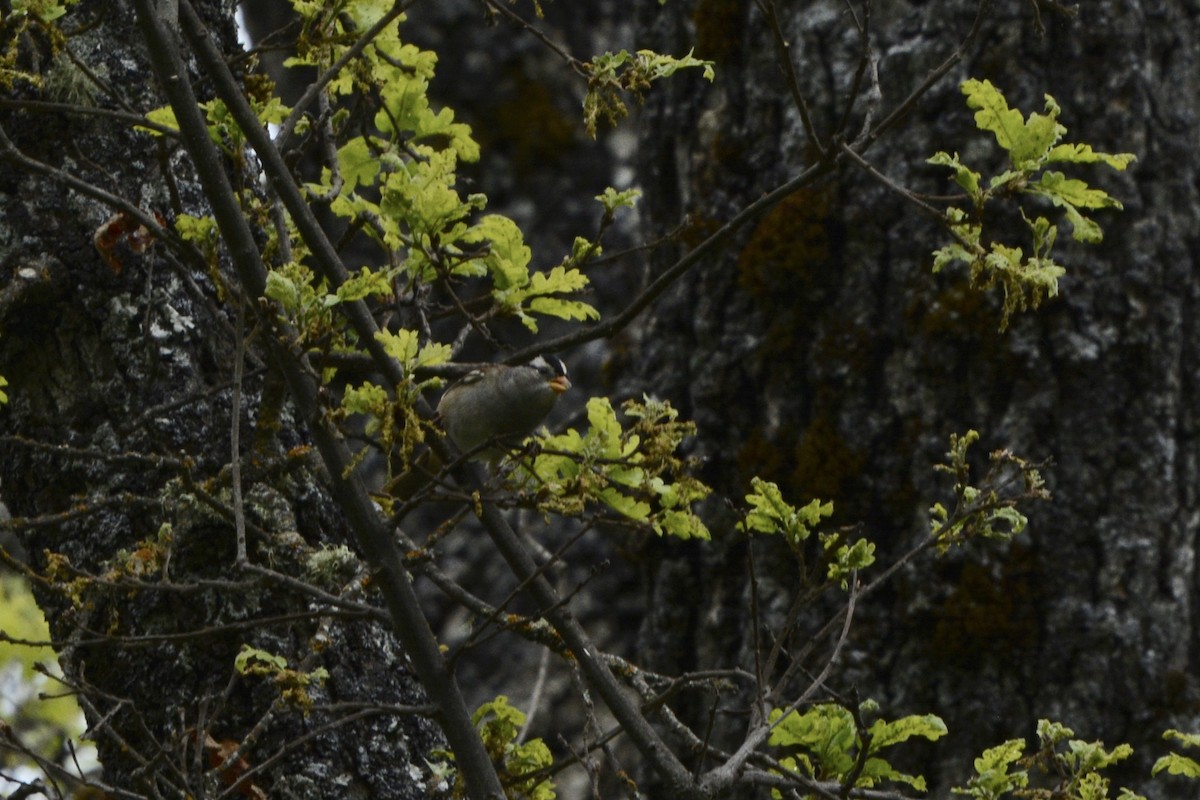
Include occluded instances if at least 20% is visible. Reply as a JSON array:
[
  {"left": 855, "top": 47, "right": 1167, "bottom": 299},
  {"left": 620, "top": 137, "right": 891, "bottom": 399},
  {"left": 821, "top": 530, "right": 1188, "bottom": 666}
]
[
  {"left": 629, "top": 0, "right": 1200, "bottom": 793},
  {"left": 6, "top": 0, "right": 1200, "bottom": 797},
  {"left": 0, "top": 2, "right": 440, "bottom": 797}
]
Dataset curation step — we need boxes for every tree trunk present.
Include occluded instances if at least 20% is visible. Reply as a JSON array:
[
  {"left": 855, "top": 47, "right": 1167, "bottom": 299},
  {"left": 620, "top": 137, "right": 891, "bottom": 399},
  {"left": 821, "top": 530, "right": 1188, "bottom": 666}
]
[
  {"left": 631, "top": 0, "right": 1200, "bottom": 792},
  {"left": 7, "top": 0, "right": 1199, "bottom": 797},
  {"left": 0, "top": 2, "right": 439, "bottom": 796}
]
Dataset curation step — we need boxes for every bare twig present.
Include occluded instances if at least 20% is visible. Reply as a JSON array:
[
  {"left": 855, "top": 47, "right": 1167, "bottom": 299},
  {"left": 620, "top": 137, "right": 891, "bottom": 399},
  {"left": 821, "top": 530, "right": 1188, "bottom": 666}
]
[
  {"left": 701, "top": 572, "right": 860, "bottom": 795},
  {"left": 0, "top": 125, "right": 177, "bottom": 250},
  {"left": 511, "top": 159, "right": 830, "bottom": 364},
  {"left": 854, "top": 0, "right": 991, "bottom": 150},
  {"left": 756, "top": 0, "right": 826, "bottom": 158},
  {"left": 838, "top": 140, "right": 947, "bottom": 222},
  {"left": 476, "top": 0, "right": 587, "bottom": 74},
  {"left": 834, "top": 0, "right": 875, "bottom": 142},
  {"left": 517, "top": 646, "right": 553, "bottom": 744},
  {"left": 839, "top": 688, "right": 873, "bottom": 799},
  {"left": 0, "top": 98, "right": 179, "bottom": 136},
  {"left": 230, "top": 297, "right": 249, "bottom": 566}
]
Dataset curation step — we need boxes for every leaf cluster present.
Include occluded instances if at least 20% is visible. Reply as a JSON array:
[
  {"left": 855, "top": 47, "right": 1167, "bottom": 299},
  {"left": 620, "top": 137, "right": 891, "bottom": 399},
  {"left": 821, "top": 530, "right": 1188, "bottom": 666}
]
[
  {"left": 1, "top": 1, "right": 78, "bottom": 91},
  {"left": 435, "top": 696, "right": 555, "bottom": 800},
  {"left": 736, "top": 479, "right": 874, "bottom": 589},
  {"left": 929, "top": 79, "right": 1136, "bottom": 329},
  {"left": 1152, "top": 730, "right": 1200, "bottom": 780},
  {"left": 11, "top": 0, "right": 78, "bottom": 20},
  {"left": 234, "top": 645, "right": 330, "bottom": 713},
  {"left": 521, "top": 396, "right": 711, "bottom": 540},
  {"left": 953, "top": 719, "right": 1144, "bottom": 800},
  {"left": 929, "top": 430, "right": 1049, "bottom": 554},
  {"left": 581, "top": 48, "right": 714, "bottom": 138},
  {"left": 768, "top": 702, "right": 947, "bottom": 796},
  {"left": 280, "top": 4, "right": 599, "bottom": 336}
]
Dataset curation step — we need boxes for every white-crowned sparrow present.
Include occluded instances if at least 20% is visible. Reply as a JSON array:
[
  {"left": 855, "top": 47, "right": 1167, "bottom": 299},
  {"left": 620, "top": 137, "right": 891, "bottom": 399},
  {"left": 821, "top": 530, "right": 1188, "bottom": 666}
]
[{"left": 436, "top": 355, "right": 571, "bottom": 457}]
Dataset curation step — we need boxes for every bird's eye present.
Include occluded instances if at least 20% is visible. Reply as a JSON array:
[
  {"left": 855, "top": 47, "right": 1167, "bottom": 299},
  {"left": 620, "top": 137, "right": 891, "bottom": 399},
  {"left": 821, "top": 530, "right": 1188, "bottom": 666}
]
[{"left": 530, "top": 355, "right": 567, "bottom": 382}]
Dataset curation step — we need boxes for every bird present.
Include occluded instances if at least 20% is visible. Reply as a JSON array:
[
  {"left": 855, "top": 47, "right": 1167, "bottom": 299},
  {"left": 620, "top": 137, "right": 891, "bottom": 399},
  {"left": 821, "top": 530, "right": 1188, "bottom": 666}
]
[{"left": 436, "top": 355, "right": 571, "bottom": 458}]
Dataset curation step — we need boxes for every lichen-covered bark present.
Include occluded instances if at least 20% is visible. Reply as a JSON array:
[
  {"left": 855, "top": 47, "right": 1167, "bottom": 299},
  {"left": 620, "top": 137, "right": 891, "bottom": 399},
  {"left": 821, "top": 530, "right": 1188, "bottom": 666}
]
[
  {"left": 631, "top": 0, "right": 1200, "bottom": 793},
  {"left": 0, "top": 2, "right": 439, "bottom": 796},
  {"left": 8, "top": 0, "right": 1197, "bottom": 796}
]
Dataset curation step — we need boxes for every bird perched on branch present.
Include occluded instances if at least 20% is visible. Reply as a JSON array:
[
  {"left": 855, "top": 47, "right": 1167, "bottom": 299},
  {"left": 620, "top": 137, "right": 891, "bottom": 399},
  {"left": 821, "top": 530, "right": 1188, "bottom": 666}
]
[
  {"left": 383, "top": 356, "right": 571, "bottom": 504},
  {"left": 436, "top": 355, "right": 571, "bottom": 459}
]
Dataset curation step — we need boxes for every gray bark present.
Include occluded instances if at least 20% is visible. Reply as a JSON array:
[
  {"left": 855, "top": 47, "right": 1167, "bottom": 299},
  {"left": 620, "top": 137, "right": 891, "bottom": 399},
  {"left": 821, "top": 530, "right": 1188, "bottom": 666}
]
[
  {"left": 630, "top": 0, "right": 1200, "bottom": 793},
  {"left": 0, "top": 2, "right": 440, "bottom": 796}
]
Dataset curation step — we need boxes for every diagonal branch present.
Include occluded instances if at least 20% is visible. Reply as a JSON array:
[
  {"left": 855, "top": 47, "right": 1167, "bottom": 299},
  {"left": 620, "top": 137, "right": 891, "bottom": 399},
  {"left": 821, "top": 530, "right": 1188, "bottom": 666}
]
[
  {"left": 516, "top": 0, "right": 991, "bottom": 363},
  {"left": 273, "top": 0, "right": 417, "bottom": 151},
  {"left": 177, "top": 5, "right": 703, "bottom": 793},
  {"left": 854, "top": 0, "right": 990, "bottom": 151},
  {"left": 755, "top": 0, "right": 827, "bottom": 158},
  {"left": 130, "top": 5, "right": 507, "bottom": 798}
]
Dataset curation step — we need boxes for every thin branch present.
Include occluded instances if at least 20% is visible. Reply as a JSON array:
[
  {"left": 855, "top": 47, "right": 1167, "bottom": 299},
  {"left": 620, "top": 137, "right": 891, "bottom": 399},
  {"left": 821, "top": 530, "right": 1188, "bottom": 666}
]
[
  {"left": 747, "top": 539, "right": 766, "bottom": 705},
  {"left": 242, "top": 563, "right": 390, "bottom": 621},
  {"left": 0, "top": 609, "right": 370, "bottom": 651},
  {"left": 756, "top": 0, "right": 826, "bottom": 158},
  {"left": 839, "top": 689, "right": 873, "bottom": 799},
  {"left": 0, "top": 725, "right": 140, "bottom": 800},
  {"left": 0, "top": 125, "right": 179, "bottom": 252},
  {"left": 701, "top": 572, "right": 860, "bottom": 795},
  {"left": 854, "top": 0, "right": 991, "bottom": 151},
  {"left": 217, "top": 703, "right": 444, "bottom": 799},
  {"left": 476, "top": 0, "right": 587, "bottom": 74},
  {"left": 0, "top": 493, "right": 160, "bottom": 535},
  {"left": 781, "top": 571, "right": 860, "bottom": 717},
  {"left": 512, "top": 158, "right": 831, "bottom": 364},
  {"left": 274, "top": 0, "right": 417, "bottom": 151},
  {"left": 517, "top": 646, "right": 552, "bottom": 744},
  {"left": 135, "top": 6, "right": 508, "bottom": 797},
  {"left": 838, "top": 140, "right": 947, "bottom": 222},
  {"left": 694, "top": 685, "right": 720, "bottom": 779},
  {"left": 833, "top": 0, "right": 875, "bottom": 142},
  {"left": 0, "top": 435, "right": 188, "bottom": 471},
  {"left": 231, "top": 297, "right": 249, "bottom": 566},
  {"left": 0, "top": 98, "right": 180, "bottom": 137}
]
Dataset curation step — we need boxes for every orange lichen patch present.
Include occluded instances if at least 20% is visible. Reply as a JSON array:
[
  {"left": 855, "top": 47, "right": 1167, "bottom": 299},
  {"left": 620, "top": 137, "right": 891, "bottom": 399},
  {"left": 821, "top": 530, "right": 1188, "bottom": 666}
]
[
  {"left": 736, "top": 188, "right": 833, "bottom": 304},
  {"left": 736, "top": 412, "right": 866, "bottom": 520},
  {"left": 928, "top": 547, "right": 1040, "bottom": 670},
  {"left": 789, "top": 413, "right": 866, "bottom": 506}
]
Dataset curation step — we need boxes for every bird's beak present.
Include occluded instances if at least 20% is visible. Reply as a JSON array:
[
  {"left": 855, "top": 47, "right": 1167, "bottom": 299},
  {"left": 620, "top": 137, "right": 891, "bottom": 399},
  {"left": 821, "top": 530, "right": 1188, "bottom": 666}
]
[{"left": 549, "top": 375, "right": 571, "bottom": 394}]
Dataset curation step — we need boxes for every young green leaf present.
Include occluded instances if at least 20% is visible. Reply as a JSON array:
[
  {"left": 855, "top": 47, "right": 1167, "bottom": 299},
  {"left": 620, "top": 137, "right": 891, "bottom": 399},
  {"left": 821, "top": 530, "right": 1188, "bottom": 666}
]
[
  {"left": 769, "top": 705, "right": 944, "bottom": 792},
  {"left": 952, "top": 739, "right": 1029, "bottom": 799},
  {"left": 738, "top": 477, "right": 833, "bottom": 548},
  {"left": 1152, "top": 753, "right": 1200, "bottom": 778}
]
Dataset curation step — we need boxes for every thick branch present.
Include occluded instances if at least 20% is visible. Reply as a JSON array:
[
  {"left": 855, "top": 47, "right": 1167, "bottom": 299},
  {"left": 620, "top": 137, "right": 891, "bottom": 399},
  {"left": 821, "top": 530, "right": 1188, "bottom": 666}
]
[
  {"left": 129, "top": 5, "right": 506, "bottom": 798},
  {"left": 177, "top": 5, "right": 703, "bottom": 792}
]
